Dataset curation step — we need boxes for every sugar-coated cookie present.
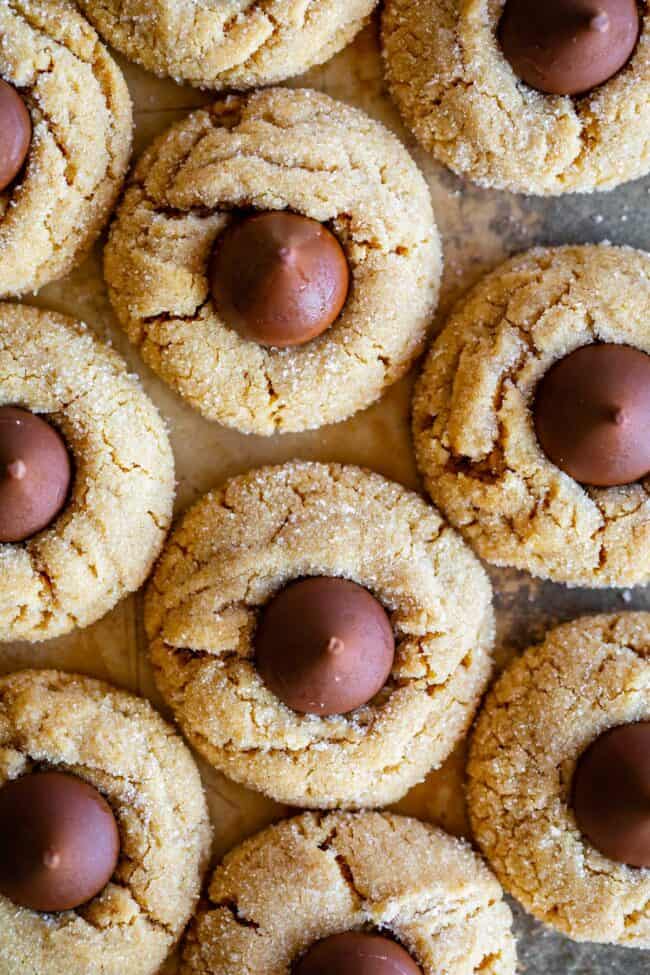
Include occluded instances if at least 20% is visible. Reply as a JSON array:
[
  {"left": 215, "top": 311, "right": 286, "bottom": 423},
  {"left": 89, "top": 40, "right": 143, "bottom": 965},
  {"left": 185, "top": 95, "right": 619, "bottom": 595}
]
[
  {"left": 468, "top": 614, "right": 650, "bottom": 946},
  {"left": 146, "top": 462, "right": 494, "bottom": 809},
  {"left": 77, "top": 0, "right": 377, "bottom": 90},
  {"left": 0, "top": 0, "right": 132, "bottom": 296},
  {"left": 382, "top": 0, "right": 650, "bottom": 195},
  {"left": 0, "top": 669, "right": 212, "bottom": 975},
  {"left": 0, "top": 304, "right": 174, "bottom": 642},
  {"left": 181, "top": 811, "right": 517, "bottom": 975},
  {"left": 413, "top": 245, "right": 650, "bottom": 588},
  {"left": 105, "top": 88, "right": 441, "bottom": 435}
]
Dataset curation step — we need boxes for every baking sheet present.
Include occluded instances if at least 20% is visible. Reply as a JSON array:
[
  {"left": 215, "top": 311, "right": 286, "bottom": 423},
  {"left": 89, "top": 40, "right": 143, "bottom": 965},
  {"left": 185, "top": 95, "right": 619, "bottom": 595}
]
[{"left": 3, "top": 15, "right": 649, "bottom": 973}]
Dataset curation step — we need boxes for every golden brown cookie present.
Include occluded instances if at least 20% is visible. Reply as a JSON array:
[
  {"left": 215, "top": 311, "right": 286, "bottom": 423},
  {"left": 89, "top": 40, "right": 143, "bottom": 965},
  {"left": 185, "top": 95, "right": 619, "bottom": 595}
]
[
  {"left": 181, "top": 811, "right": 517, "bottom": 975},
  {"left": 0, "top": 0, "right": 132, "bottom": 297},
  {"left": 145, "top": 462, "right": 494, "bottom": 809},
  {"left": 413, "top": 244, "right": 650, "bottom": 588},
  {"left": 0, "top": 669, "right": 212, "bottom": 975},
  {"left": 105, "top": 87, "right": 441, "bottom": 435},
  {"left": 0, "top": 304, "right": 174, "bottom": 642},
  {"left": 468, "top": 614, "right": 650, "bottom": 947},
  {"left": 382, "top": 0, "right": 650, "bottom": 195},
  {"left": 77, "top": 0, "right": 377, "bottom": 90}
]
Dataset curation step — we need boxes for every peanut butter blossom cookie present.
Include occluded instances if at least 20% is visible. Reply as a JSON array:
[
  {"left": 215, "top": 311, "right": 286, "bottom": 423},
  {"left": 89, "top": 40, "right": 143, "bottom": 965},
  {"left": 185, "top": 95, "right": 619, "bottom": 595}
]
[
  {"left": 76, "top": 0, "right": 377, "bottom": 90},
  {"left": 382, "top": 0, "right": 650, "bottom": 194},
  {"left": 105, "top": 87, "right": 441, "bottom": 435},
  {"left": 0, "top": 0, "right": 132, "bottom": 297},
  {"left": 0, "top": 669, "right": 212, "bottom": 975},
  {"left": 413, "top": 244, "right": 650, "bottom": 588},
  {"left": 0, "top": 304, "right": 174, "bottom": 642},
  {"left": 180, "top": 811, "right": 517, "bottom": 975},
  {"left": 145, "top": 462, "right": 494, "bottom": 809},
  {"left": 468, "top": 614, "right": 650, "bottom": 947}
]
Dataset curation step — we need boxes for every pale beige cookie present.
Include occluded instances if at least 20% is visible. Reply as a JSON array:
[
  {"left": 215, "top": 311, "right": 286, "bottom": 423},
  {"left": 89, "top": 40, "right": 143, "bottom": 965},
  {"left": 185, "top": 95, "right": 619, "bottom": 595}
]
[
  {"left": 413, "top": 244, "right": 650, "bottom": 588},
  {"left": 0, "top": 0, "right": 132, "bottom": 297},
  {"left": 105, "top": 87, "right": 441, "bottom": 435},
  {"left": 181, "top": 811, "right": 517, "bottom": 975},
  {"left": 0, "top": 669, "right": 212, "bottom": 975},
  {"left": 468, "top": 613, "right": 650, "bottom": 947},
  {"left": 0, "top": 304, "right": 175, "bottom": 642},
  {"left": 382, "top": 0, "right": 650, "bottom": 195},
  {"left": 145, "top": 461, "right": 494, "bottom": 809},
  {"left": 77, "top": 1, "right": 377, "bottom": 90}
]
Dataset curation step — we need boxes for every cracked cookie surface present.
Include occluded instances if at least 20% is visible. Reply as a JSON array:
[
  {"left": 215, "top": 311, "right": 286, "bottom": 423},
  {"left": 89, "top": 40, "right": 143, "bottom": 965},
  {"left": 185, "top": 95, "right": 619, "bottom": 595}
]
[
  {"left": 180, "top": 810, "right": 517, "bottom": 975},
  {"left": 105, "top": 87, "right": 441, "bottom": 435},
  {"left": 76, "top": 0, "right": 376, "bottom": 90},
  {"left": 413, "top": 245, "right": 650, "bottom": 588},
  {"left": 382, "top": 0, "right": 650, "bottom": 195},
  {"left": 468, "top": 613, "right": 650, "bottom": 947},
  {"left": 0, "top": 304, "right": 175, "bottom": 642},
  {"left": 0, "top": 669, "right": 212, "bottom": 975},
  {"left": 145, "top": 461, "right": 494, "bottom": 809},
  {"left": 0, "top": 0, "right": 132, "bottom": 297}
]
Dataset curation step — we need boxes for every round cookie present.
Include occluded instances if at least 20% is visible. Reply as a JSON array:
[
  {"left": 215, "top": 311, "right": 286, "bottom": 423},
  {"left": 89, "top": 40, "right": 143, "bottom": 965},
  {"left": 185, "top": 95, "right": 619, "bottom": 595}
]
[
  {"left": 468, "top": 613, "right": 650, "bottom": 947},
  {"left": 0, "top": 304, "right": 175, "bottom": 642},
  {"left": 412, "top": 244, "right": 650, "bottom": 588},
  {"left": 381, "top": 0, "right": 650, "bottom": 195},
  {"left": 145, "top": 461, "right": 494, "bottom": 809},
  {"left": 0, "top": 669, "right": 212, "bottom": 975},
  {"left": 104, "top": 87, "right": 441, "bottom": 435},
  {"left": 180, "top": 811, "right": 517, "bottom": 975},
  {"left": 0, "top": 0, "right": 132, "bottom": 297},
  {"left": 76, "top": 1, "right": 377, "bottom": 91}
]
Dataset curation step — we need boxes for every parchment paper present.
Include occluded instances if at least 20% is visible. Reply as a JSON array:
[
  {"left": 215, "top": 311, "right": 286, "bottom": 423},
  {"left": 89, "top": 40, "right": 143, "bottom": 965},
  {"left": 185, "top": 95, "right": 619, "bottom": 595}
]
[{"left": 3, "top": 15, "right": 649, "bottom": 973}]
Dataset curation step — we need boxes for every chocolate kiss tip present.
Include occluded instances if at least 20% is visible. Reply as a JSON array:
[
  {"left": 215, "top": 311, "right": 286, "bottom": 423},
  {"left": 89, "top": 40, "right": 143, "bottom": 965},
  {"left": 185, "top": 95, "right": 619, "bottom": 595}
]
[
  {"left": 43, "top": 849, "right": 61, "bottom": 870},
  {"left": 590, "top": 11, "right": 610, "bottom": 31},
  {"left": 327, "top": 637, "right": 345, "bottom": 655},
  {"left": 278, "top": 246, "right": 295, "bottom": 264},
  {"left": 6, "top": 459, "right": 27, "bottom": 480}
]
